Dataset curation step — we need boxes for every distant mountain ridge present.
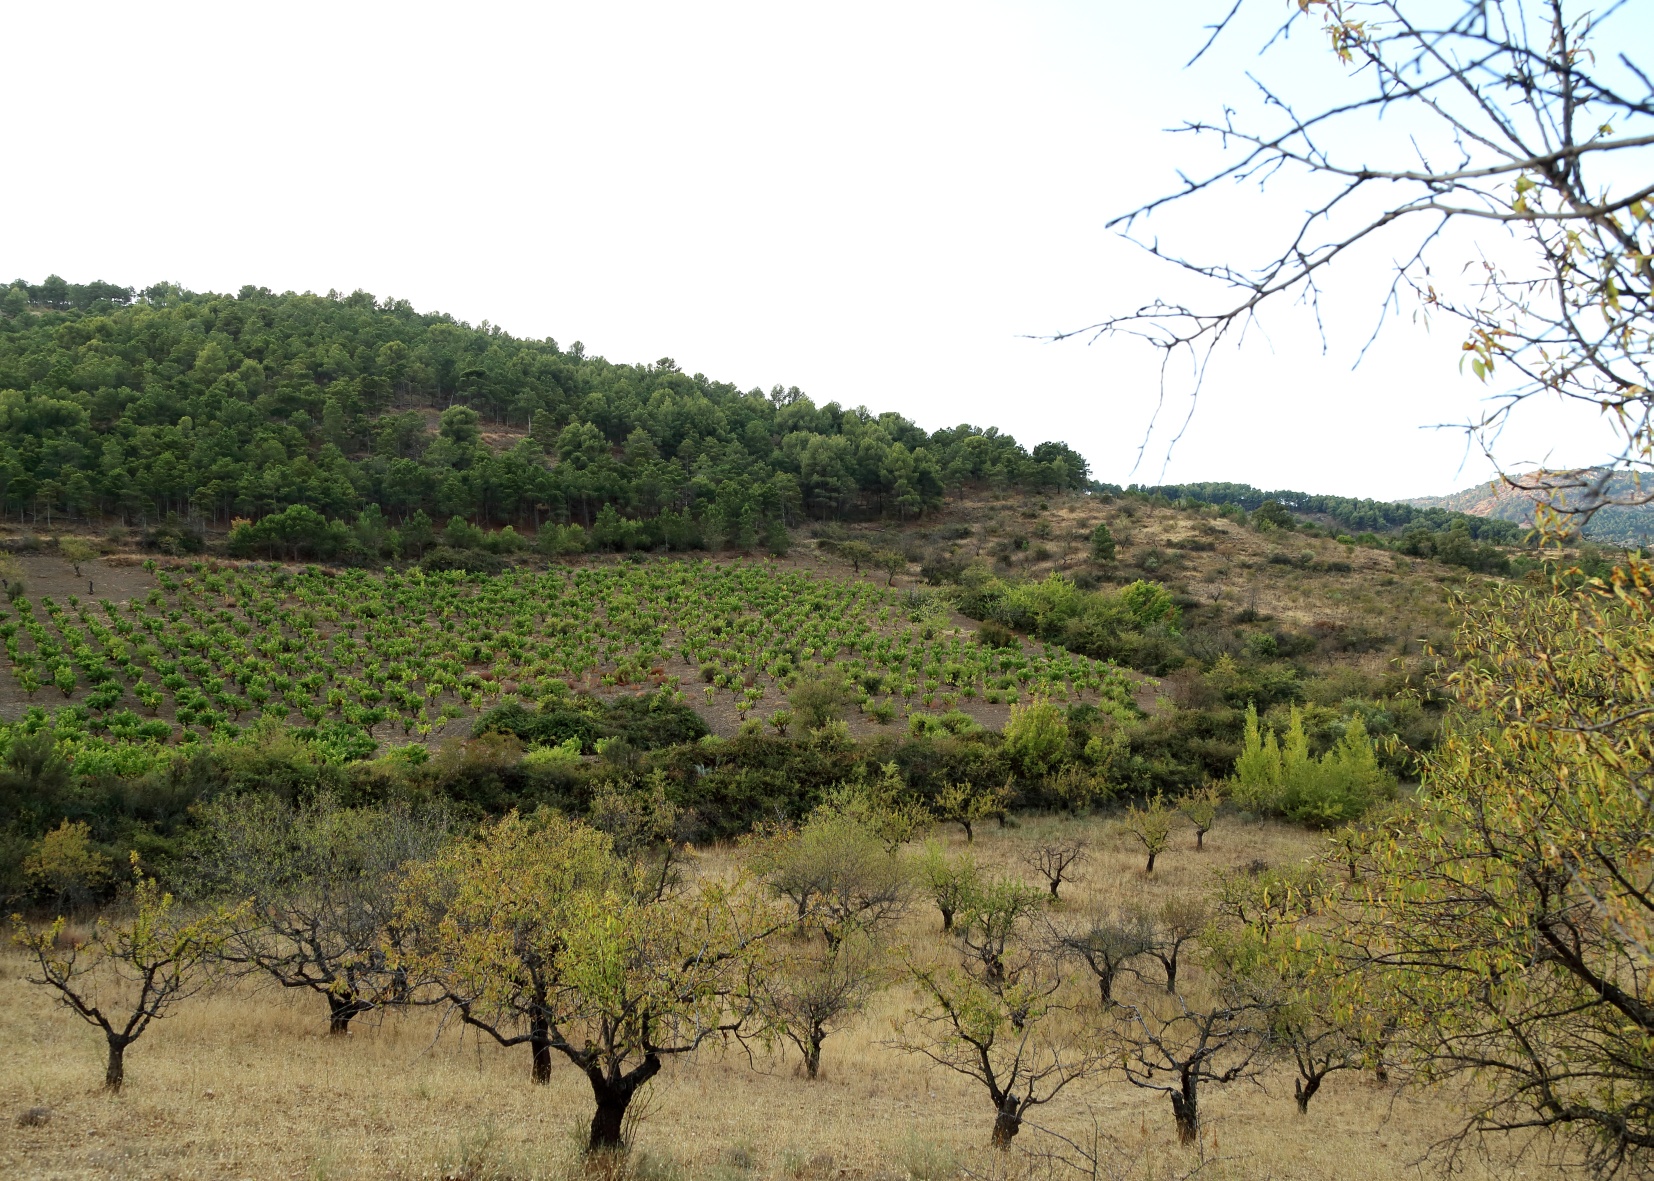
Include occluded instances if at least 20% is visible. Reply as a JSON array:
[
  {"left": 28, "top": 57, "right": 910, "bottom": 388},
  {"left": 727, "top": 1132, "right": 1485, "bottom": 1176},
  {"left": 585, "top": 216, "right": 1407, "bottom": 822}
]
[{"left": 1407, "top": 470, "right": 1654, "bottom": 545}]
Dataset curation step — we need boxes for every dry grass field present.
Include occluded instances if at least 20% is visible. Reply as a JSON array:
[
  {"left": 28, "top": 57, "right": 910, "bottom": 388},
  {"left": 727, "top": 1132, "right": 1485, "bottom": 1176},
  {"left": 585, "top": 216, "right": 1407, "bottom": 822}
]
[{"left": 0, "top": 814, "right": 1552, "bottom": 1181}]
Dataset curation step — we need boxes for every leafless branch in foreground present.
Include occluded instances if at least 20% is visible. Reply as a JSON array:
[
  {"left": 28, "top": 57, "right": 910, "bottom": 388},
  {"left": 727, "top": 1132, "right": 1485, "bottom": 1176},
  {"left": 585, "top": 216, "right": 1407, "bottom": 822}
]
[{"left": 1064, "top": 0, "right": 1653, "bottom": 519}]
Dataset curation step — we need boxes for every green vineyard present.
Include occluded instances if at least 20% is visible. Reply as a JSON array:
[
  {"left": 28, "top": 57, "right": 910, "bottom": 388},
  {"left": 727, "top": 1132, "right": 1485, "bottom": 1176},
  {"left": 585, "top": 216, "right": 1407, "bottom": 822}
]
[{"left": 0, "top": 558, "right": 1138, "bottom": 756}]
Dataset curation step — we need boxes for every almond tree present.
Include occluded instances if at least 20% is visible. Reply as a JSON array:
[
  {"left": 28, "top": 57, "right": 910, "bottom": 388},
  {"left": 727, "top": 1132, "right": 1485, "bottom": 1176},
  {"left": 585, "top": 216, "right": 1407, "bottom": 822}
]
[
  {"left": 1049, "top": 906, "right": 1154, "bottom": 1006},
  {"left": 1087, "top": 0, "right": 1653, "bottom": 519},
  {"left": 1178, "top": 785, "right": 1221, "bottom": 852},
  {"left": 397, "top": 810, "right": 784, "bottom": 1152},
  {"left": 893, "top": 917, "right": 1100, "bottom": 1147},
  {"left": 758, "top": 931, "right": 883, "bottom": 1079},
  {"left": 1025, "top": 838, "right": 1087, "bottom": 901},
  {"left": 1207, "top": 864, "right": 1373, "bottom": 1114},
  {"left": 12, "top": 859, "right": 243, "bottom": 1090},
  {"left": 1343, "top": 566, "right": 1654, "bottom": 1175},
  {"left": 1115, "top": 989, "right": 1271, "bottom": 1144},
  {"left": 748, "top": 805, "right": 910, "bottom": 950},
  {"left": 1122, "top": 794, "right": 1175, "bottom": 874},
  {"left": 1144, "top": 897, "right": 1208, "bottom": 996},
  {"left": 915, "top": 840, "right": 979, "bottom": 932},
  {"left": 185, "top": 794, "right": 450, "bottom": 1033}
]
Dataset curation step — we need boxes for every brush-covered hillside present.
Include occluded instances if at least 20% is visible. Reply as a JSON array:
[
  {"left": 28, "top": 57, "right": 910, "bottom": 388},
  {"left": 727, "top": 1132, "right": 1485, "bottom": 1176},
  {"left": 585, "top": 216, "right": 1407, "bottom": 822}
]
[
  {"left": 0, "top": 274, "right": 1579, "bottom": 913},
  {"left": 1408, "top": 469, "right": 1654, "bottom": 545},
  {"left": 0, "top": 281, "right": 1595, "bottom": 1181}
]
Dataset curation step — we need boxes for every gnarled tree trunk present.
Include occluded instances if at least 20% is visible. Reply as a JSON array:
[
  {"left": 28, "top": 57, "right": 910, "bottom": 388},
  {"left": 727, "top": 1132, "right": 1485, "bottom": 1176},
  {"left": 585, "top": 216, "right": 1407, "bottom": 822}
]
[
  {"left": 990, "top": 1096, "right": 1021, "bottom": 1148},
  {"left": 585, "top": 1053, "right": 662, "bottom": 1151},
  {"left": 104, "top": 1037, "right": 129, "bottom": 1092},
  {"left": 531, "top": 1016, "right": 553, "bottom": 1085},
  {"left": 803, "top": 1032, "right": 823, "bottom": 1080},
  {"left": 327, "top": 993, "right": 374, "bottom": 1035},
  {"left": 1294, "top": 1072, "right": 1323, "bottom": 1114},
  {"left": 1170, "top": 1071, "right": 1198, "bottom": 1144}
]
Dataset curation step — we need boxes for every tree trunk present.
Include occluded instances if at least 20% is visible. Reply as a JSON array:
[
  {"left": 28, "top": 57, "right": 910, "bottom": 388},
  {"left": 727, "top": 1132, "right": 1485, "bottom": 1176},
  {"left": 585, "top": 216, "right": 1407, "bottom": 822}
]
[
  {"left": 960, "top": 820, "right": 974, "bottom": 844},
  {"left": 804, "top": 1032, "right": 823, "bottom": 1080},
  {"left": 585, "top": 1054, "right": 662, "bottom": 1152},
  {"left": 939, "top": 904, "right": 954, "bottom": 932},
  {"left": 589, "top": 1094, "right": 627, "bottom": 1150},
  {"left": 104, "top": 1038, "right": 127, "bottom": 1092},
  {"left": 1097, "top": 969, "right": 1116, "bottom": 1006},
  {"left": 1195, "top": 829, "right": 1206, "bottom": 851},
  {"left": 327, "top": 993, "right": 371, "bottom": 1035},
  {"left": 1294, "top": 1072, "right": 1323, "bottom": 1114},
  {"left": 531, "top": 1016, "right": 553, "bottom": 1085},
  {"left": 1171, "top": 1074, "right": 1198, "bottom": 1144},
  {"left": 990, "top": 1099, "right": 1021, "bottom": 1148},
  {"left": 1145, "top": 851, "right": 1157, "bottom": 874},
  {"left": 1047, "top": 879, "right": 1060, "bottom": 900}
]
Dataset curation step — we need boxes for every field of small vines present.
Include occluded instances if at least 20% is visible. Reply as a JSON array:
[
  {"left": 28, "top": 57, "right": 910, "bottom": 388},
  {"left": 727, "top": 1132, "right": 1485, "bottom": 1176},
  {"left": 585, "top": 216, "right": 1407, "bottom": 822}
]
[{"left": 0, "top": 557, "right": 1137, "bottom": 749}]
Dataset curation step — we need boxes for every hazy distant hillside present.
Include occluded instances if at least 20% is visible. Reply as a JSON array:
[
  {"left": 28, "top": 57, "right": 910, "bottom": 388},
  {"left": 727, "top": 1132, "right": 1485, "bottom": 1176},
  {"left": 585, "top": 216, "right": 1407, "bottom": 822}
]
[{"left": 1408, "top": 471, "right": 1654, "bottom": 545}]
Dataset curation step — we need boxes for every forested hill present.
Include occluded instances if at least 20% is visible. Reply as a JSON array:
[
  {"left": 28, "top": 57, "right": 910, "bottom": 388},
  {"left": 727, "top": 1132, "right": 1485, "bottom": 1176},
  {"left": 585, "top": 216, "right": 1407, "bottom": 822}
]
[
  {"left": 1408, "top": 470, "right": 1654, "bottom": 545},
  {"left": 0, "top": 276, "right": 1089, "bottom": 557},
  {"left": 1131, "top": 480, "right": 1529, "bottom": 544}
]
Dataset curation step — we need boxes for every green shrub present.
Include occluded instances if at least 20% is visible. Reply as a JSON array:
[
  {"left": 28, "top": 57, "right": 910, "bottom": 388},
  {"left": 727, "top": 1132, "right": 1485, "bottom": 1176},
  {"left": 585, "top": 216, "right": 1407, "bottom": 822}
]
[
  {"left": 1002, "top": 698, "right": 1068, "bottom": 778},
  {"left": 472, "top": 692, "right": 703, "bottom": 754},
  {"left": 975, "top": 620, "right": 1018, "bottom": 649},
  {"left": 789, "top": 675, "right": 852, "bottom": 731},
  {"left": 1230, "top": 703, "right": 1394, "bottom": 826},
  {"left": 536, "top": 523, "right": 590, "bottom": 556}
]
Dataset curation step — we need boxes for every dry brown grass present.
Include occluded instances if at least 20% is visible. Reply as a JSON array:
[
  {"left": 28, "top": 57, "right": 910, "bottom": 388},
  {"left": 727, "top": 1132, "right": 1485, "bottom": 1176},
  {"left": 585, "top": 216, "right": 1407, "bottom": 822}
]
[{"left": 1, "top": 816, "right": 1545, "bottom": 1181}]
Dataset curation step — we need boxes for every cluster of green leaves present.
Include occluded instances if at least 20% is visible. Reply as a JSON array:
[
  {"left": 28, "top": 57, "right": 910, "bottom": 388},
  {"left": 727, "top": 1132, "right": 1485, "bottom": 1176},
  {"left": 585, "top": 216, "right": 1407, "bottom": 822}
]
[{"left": 0, "top": 281, "right": 1088, "bottom": 543}]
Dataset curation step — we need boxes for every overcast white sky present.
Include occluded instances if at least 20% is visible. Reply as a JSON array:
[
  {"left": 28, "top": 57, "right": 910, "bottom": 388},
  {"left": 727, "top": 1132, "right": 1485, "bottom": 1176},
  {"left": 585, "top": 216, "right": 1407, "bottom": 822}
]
[{"left": 2, "top": 1, "right": 1642, "bottom": 500}]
